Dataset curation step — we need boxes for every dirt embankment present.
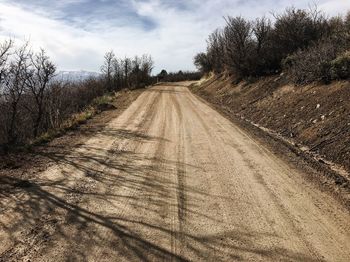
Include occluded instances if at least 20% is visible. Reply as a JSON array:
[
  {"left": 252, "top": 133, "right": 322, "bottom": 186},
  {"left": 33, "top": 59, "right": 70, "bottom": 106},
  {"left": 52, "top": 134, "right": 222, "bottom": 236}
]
[{"left": 191, "top": 74, "right": 350, "bottom": 189}]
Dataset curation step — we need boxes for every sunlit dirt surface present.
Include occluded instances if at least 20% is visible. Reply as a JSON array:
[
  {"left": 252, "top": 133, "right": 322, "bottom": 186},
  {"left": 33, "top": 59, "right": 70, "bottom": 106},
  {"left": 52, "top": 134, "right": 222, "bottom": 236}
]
[{"left": 1, "top": 84, "right": 349, "bottom": 261}]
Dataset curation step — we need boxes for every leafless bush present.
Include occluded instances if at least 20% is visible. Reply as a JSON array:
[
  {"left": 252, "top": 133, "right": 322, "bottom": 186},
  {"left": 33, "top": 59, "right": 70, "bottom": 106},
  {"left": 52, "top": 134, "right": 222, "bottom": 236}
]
[
  {"left": 156, "top": 70, "right": 202, "bottom": 82},
  {"left": 282, "top": 41, "right": 337, "bottom": 84},
  {"left": 194, "top": 52, "right": 212, "bottom": 74},
  {"left": 194, "top": 6, "right": 350, "bottom": 83},
  {"left": 272, "top": 7, "right": 325, "bottom": 57},
  {"left": 223, "top": 16, "right": 254, "bottom": 78},
  {"left": 282, "top": 12, "right": 350, "bottom": 85},
  {"left": 101, "top": 51, "right": 154, "bottom": 90},
  {"left": 45, "top": 77, "right": 105, "bottom": 128},
  {"left": 207, "top": 29, "right": 225, "bottom": 73},
  {"left": 1, "top": 42, "right": 31, "bottom": 144},
  {"left": 252, "top": 17, "right": 278, "bottom": 75},
  {"left": 101, "top": 51, "right": 115, "bottom": 92},
  {"left": 26, "top": 49, "right": 56, "bottom": 137},
  {"left": 0, "top": 43, "right": 157, "bottom": 149},
  {"left": 330, "top": 51, "right": 350, "bottom": 80}
]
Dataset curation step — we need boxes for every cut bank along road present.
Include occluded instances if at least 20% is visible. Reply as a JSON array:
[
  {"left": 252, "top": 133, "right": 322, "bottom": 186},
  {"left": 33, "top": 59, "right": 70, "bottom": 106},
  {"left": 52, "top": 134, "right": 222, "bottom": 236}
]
[{"left": 0, "top": 84, "right": 349, "bottom": 261}]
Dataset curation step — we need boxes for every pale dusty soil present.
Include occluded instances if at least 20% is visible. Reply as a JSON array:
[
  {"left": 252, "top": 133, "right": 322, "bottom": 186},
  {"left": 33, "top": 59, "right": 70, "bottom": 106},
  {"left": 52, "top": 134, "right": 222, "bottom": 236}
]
[
  {"left": 191, "top": 74, "right": 350, "bottom": 177},
  {"left": 0, "top": 84, "right": 349, "bottom": 261}
]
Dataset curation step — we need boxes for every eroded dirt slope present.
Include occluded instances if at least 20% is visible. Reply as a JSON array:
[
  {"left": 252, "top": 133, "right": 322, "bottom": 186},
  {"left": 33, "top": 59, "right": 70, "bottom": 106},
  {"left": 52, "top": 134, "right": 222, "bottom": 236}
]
[
  {"left": 0, "top": 84, "right": 349, "bottom": 261},
  {"left": 191, "top": 74, "right": 350, "bottom": 188}
]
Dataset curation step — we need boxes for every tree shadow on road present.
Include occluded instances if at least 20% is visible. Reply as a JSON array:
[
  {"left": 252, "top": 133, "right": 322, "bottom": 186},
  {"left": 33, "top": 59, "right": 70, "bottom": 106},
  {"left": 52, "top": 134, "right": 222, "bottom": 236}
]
[{"left": 0, "top": 129, "right": 322, "bottom": 262}]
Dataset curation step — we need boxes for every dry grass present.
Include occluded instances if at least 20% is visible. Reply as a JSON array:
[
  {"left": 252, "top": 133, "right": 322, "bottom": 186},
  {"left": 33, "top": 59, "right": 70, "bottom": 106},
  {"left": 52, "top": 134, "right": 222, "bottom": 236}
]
[{"left": 32, "top": 93, "right": 116, "bottom": 146}]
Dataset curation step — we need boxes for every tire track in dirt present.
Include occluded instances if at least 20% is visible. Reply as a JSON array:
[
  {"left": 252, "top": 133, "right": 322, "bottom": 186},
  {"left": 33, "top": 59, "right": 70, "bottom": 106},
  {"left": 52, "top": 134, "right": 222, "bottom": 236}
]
[
  {"left": 189, "top": 88, "right": 349, "bottom": 259},
  {"left": 186, "top": 89, "right": 330, "bottom": 259},
  {"left": 185, "top": 90, "right": 322, "bottom": 256},
  {"left": 1, "top": 84, "right": 349, "bottom": 262},
  {"left": 184, "top": 87, "right": 349, "bottom": 260},
  {"left": 50, "top": 88, "right": 170, "bottom": 262},
  {"left": 170, "top": 87, "right": 187, "bottom": 259},
  {"left": 2, "top": 89, "right": 161, "bottom": 262}
]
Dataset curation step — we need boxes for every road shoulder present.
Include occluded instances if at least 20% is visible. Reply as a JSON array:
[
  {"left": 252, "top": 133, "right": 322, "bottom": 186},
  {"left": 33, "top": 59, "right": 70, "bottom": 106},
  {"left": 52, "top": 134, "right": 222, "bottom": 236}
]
[{"left": 189, "top": 84, "right": 350, "bottom": 211}]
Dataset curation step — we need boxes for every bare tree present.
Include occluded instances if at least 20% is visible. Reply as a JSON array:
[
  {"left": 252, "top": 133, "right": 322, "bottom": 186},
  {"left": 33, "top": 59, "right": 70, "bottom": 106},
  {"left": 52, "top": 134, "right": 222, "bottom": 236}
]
[
  {"left": 0, "top": 40, "right": 13, "bottom": 102},
  {"left": 253, "top": 17, "right": 271, "bottom": 55},
  {"left": 194, "top": 52, "right": 211, "bottom": 73},
  {"left": 101, "top": 52, "right": 154, "bottom": 90},
  {"left": 26, "top": 49, "right": 56, "bottom": 137},
  {"left": 0, "top": 40, "right": 13, "bottom": 79},
  {"left": 122, "top": 57, "right": 132, "bottom": 88},
  {"left": 101, "top": 51, "right": 115, "bottom": 91},
  {"left": 0, "top": 41, "right": 157, "bottom": 147},
  {"left": 2, "top": 43, "right": 30, "bottom": 143},
  {"left": 272, "top": 7, "right": 319, "bottom": 58},
  {"left": 207, "top": 29, "right": 225, "bottom": 73},
  {"left": 140, "top": 54, "right": 154, "bottom": 85},
  {"left": 223, "top": 16, "right": 253, "bottom": 77},
  {"left": 346, "top": 12, "right": 350, "bottom": 29},
  {"left": 112, "top": 58, "right": 122, "bottom": 89}
]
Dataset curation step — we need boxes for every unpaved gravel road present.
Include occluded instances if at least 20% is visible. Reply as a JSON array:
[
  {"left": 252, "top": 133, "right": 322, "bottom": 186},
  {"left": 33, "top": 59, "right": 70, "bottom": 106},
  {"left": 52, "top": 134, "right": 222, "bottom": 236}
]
[{"left": 1, "top": 84, "right": 349, "bottom": 261}]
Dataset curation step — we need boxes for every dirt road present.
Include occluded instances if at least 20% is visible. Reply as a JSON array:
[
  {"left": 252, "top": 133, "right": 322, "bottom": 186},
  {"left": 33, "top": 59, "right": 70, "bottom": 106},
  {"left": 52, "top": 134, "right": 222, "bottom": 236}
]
[{"left": 1, "top": 84, "right": 349, "bottom": 261}]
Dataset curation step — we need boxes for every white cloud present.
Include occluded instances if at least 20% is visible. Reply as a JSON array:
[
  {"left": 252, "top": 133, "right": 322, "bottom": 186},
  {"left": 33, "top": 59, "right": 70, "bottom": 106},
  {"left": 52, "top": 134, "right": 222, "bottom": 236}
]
[
  {"left": 0, "top": 0, "right": 349, "bottom": 73},
  {"left": 319, "top": 0, "right": 350, "bottom": 16}
]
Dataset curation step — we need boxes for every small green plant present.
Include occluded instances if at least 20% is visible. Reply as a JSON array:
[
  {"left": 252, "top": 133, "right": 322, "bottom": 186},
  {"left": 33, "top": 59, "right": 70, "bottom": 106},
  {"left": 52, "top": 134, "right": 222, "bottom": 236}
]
[
  {"left": 330, "top": 51, "right": 350, "bottom": 80},
  {"left": 92, "top": 94, "right": 114, "bottom": 106}
]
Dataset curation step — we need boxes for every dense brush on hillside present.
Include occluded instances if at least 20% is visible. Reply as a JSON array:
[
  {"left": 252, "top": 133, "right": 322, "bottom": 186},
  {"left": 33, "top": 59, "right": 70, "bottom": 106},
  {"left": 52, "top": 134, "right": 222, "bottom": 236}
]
[
  {"left": 156, "top": 70, "right": 202, "bottom": 82},
  {"left": 0, "top": 43, "right": 154, "bottom": 149},
  {"left": 194, "top": 7, "right": 350, "bottom": 84}
]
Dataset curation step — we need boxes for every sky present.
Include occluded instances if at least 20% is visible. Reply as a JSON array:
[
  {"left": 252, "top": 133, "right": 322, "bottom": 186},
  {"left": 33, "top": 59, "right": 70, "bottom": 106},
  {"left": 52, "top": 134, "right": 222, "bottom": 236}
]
[{"left": 0, "top": 0, "right": 349, "bottom": 74}]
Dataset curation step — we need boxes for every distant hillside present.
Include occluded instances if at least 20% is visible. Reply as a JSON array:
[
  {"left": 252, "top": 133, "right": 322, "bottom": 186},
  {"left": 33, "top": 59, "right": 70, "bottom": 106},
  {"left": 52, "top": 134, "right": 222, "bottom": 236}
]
[{"left": 54, "top": 70, "right": 101, "bottom": 82}]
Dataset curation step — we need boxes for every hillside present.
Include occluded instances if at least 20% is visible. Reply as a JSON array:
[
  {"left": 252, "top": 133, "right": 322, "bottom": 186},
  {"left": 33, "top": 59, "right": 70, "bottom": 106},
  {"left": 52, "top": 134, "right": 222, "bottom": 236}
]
[
  {"left": 54, "top": 71, "right": 101, "bottom": 82},
  {"left": 191, "top": 74, "right": 350, "bottom": 187}
]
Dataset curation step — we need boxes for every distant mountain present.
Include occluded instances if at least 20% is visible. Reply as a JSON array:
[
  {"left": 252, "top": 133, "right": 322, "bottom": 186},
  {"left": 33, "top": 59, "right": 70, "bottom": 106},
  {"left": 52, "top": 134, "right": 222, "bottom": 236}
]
[{"left": 54, "top": 70, "right": 101, "bottom": 82}]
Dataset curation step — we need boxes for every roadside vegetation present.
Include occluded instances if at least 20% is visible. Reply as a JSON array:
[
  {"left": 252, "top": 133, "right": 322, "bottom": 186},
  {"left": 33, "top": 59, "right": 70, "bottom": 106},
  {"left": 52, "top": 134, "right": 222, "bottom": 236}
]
[
  {"left": 156, "top": 70, "right": 202, "bottom": 82},
  {"left": 191, "top": 6, "right": 350, "bottom": 176},
  {"left": 194, "top": 6, "right": 350, "bottom": 84},
  {"left": 0, "top": 43, "right": 154, "bottom": 151}
]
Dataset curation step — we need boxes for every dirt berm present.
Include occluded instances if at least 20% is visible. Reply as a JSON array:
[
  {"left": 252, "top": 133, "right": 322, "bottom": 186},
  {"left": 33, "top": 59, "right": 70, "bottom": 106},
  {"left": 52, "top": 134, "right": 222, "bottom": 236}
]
[{"left": 190, "top": 74, "right": 350, "bottom": 197}]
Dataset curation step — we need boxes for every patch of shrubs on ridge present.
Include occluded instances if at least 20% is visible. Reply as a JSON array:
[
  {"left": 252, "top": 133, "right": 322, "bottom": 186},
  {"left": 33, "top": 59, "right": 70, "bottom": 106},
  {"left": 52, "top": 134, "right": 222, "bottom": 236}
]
[{"left": 194, "top": 6, "right": 350, "bottom": 85}]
